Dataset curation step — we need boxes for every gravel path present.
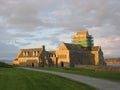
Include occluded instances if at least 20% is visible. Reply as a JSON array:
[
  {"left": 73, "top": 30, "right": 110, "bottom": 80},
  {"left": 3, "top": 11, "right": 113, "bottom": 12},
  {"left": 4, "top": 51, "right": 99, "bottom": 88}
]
[{"left": 20, "top": 67, "right": 120, "bottom": 90}]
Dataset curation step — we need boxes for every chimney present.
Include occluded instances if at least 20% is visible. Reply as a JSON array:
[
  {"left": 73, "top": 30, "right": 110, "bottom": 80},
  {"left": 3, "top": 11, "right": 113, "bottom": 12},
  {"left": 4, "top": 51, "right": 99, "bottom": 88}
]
[{"left": 42, "top": 45, "right": 45, "bottom": 51}]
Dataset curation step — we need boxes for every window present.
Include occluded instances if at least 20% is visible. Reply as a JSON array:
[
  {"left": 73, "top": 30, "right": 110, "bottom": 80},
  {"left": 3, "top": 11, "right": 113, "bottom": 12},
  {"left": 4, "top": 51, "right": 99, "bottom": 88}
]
[
  {"left": 26, "top": 52, "right": 29, "bottom": 56},
  {"left": 23, "top": 52, "right": 26, "bottom": 56},
  {"left": 51, "top": 54, "right": 53, "bottom": 57},
  {"left": 36, "top": 51, "right": 38, "bottom": 56},
  {"left": 37, "top": 51, "right": 39, "bottom": 55},
  {"left": 33, "top": 51, "right": 35, "bottom": 56},
  {"left": 59, "top": 55, "right": 67, "bottom": 59},
  {"left": 33, "top": 51, "right": 40, "bottom": 56}
]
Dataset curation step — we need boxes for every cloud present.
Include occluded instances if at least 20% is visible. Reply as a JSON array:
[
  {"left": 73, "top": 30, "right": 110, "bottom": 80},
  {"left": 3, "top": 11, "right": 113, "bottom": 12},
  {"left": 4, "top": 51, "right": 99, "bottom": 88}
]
[
  {"left": 0, "top": 0, "right": 119, "bottom": 58},
  {"left": 0, "top": 0, "right": 119, "bottom": 32},
  {"left": 0, "top": 42, "right": 19, "bottom": 60},
  {"left": 0, "top": 0, "right": 57, "bottom": 31},
  {"left": 88, "top": 24, "right": 120, "bottom": 39},
  {"left": 97, "top": 36, "right": 120, "bottom": 57}
]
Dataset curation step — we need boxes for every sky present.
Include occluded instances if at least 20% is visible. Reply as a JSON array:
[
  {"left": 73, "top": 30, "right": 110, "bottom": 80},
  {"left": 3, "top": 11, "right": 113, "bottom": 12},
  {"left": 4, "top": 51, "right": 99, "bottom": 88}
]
[{"left": 0, "top": 0, "right": 120, "bottom": 61}]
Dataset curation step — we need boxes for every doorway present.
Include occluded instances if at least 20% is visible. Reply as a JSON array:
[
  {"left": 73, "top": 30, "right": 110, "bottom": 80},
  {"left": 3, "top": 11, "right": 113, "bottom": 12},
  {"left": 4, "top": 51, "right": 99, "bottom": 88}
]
[
  {"left": 61, "top": 62, "right": 64, "bottom": 67},
  {"left": 32, "top": 63, "right": 34, "bottom": 67}
]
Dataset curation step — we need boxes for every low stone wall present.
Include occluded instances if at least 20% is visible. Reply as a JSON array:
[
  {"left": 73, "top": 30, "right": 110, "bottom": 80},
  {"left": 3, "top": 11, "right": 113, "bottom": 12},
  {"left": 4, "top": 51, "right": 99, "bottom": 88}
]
[{"left": 75, "top": 65, "right": 120, "bottom": 72}]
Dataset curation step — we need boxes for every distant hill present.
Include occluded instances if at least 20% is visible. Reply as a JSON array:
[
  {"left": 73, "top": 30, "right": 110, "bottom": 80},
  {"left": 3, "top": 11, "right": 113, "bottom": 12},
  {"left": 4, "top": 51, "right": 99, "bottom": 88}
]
[
  {"left": 105, "top": 58, "right": 120, "bottom": 64},
  {"left": 0, "top": 60, "right": 12, "bottom": 64},
  {"left": 0, "top": 62, "right": 13, "bottom": 68}
]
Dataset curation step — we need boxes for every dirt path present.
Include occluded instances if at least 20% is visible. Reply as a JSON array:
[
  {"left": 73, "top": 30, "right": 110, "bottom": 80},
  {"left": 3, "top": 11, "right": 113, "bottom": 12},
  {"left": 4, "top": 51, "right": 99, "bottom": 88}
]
[{"left": 20, "top": 67, "right": 120, "bottom": 90}]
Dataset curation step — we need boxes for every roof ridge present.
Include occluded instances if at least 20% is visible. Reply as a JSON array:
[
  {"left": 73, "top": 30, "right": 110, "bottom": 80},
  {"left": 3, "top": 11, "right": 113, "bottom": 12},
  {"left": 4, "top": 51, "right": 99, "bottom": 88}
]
[{"left": 21, "top": 48, "right": 42, "bottom": 50}]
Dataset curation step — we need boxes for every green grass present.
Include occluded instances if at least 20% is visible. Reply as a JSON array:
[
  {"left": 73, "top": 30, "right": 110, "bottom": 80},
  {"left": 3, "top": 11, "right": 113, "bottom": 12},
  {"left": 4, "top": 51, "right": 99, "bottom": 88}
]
[
  {"left": 38, "top": 67, "right": 120, "bottom": 82},
  {"left": 0, "top": 68, "right": 96, "bottom": 90}
]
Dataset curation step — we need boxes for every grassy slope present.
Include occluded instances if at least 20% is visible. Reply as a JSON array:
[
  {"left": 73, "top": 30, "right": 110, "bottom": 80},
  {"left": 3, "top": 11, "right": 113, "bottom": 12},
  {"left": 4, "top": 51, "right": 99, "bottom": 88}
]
[
  {"left": 0, "top": 68, "right": 96, "bottom": 90},
  {"left": 38, "top": 67, "right": 120, "bottom": 82},
  {"left": 0, "top": 62, "right": 13, "bottom": 68}
]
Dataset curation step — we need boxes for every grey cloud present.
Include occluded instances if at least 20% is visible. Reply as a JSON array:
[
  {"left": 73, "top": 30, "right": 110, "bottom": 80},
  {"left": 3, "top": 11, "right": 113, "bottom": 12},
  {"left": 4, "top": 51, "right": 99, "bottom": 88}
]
[
  {"left": 57, "top": 0, "right": 120, "bottom": 41},
  {"left": 14, "top": 41, "right": 31, "bottom": 46},
  {"left": 0, "top": 0, "right": 119, "bottom": 33},
  {"left": 0, "top": 0, "right": 119, "bottom": 58},
  {"left": 38, "top": 34, "right": 61, "bottom": 48},
  {"left": 101, "top": 36, "right": 120, "bottom": 58},
  {"left": 0, "top": 0, "right": 57, "bottom": 31},
  {"left": 12, "top": 33, "right": 35, "bottom": 38},
  {"left": 0, "top": 42, "right": 19, "bottom": 60},
  {"left": 88, "top": 24, "right": 119, "bottom": 38}
]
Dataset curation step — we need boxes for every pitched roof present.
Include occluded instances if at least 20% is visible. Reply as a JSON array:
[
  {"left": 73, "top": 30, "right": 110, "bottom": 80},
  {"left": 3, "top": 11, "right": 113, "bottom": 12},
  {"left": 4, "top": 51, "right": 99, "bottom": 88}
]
[
  {"left": 63, "top": 42, "right": 100, "bottom": 51},
  {"left": 64, "top": 43, "right": 82, "bottom": 51},
  {"left": 76, "top": 30, "right": 88, "bottom": 35},
  {"left": 18, "top": 48, "right": 43, "bottom": 57},
  {"left": 21, "top": 48, "right": 42, "bottom": 51},
  {"left": 47, "top": 50, "right": 56, "bottom": 54},
  {"left": 82, "top": 46, "right": 100, "bottom": 51}
]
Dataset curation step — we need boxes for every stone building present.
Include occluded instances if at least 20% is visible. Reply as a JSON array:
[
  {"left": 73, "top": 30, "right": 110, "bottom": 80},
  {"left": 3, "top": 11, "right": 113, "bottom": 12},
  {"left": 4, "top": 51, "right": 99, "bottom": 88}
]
[
  {"left": 13, "top": 30, "right": 106, "bottom": 67},
  {"left": 13, "top": 45, "right": 57, "bottom": 67},
  {"left": 56, "top": 42, "right": 105, "bottom": 67},
  {"left": 55, "top": 30, "right": 105, "bottom": 67}
]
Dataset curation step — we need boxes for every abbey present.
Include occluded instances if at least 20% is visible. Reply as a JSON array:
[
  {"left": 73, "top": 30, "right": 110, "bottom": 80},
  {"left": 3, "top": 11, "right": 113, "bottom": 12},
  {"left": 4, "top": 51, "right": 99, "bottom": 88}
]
[{"left": 13, "top": 30, "right": 106, "bottom": 67}]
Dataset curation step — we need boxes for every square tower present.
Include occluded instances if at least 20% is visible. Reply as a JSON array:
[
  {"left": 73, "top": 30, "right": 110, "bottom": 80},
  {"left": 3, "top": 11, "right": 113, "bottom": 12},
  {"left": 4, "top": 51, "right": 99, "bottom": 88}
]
[{"left": 72, "top": 30, "right": 94, "bottom": 47}]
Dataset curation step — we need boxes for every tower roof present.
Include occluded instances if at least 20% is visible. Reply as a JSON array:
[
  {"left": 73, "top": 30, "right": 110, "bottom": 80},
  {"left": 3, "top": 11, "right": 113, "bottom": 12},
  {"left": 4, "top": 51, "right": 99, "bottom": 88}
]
[
  {"left": 76, "top": 30, "right": 88, "bottom": 35},
  {"left": 72, "top": 30, "right": 94, "bottom": 47}
]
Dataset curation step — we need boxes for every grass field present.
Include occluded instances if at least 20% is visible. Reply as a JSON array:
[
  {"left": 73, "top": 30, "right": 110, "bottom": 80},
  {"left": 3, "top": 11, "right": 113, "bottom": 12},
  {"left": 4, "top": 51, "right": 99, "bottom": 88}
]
[
  {"left": 38, "top": 67, "right": 120, "bottom": 82},
  {"left": 0, "top": 68, "right": 96, "bottom": 90}
]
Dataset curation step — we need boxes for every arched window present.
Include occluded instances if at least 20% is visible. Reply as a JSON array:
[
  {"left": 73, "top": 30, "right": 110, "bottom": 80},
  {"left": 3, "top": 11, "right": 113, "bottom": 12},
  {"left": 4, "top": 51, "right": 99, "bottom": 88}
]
[
  {"left": 26, "top": 51, "right": 29, "bottom": 56},
  {"left": 36, "top": 51, "right": 39, "bottom": 56},
  {"left": 33, "top": 51, "right": 35, "bottom": 56},
  {"left": 23, "top": 52, "right": 26, "bottom": 56}
]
